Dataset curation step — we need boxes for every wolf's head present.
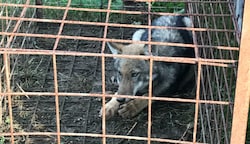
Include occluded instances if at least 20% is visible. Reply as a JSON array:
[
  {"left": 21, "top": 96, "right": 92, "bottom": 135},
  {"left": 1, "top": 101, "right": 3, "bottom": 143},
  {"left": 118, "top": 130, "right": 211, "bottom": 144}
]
[{"left": 107, "top": 42, "right": 158, "bottom": 102}]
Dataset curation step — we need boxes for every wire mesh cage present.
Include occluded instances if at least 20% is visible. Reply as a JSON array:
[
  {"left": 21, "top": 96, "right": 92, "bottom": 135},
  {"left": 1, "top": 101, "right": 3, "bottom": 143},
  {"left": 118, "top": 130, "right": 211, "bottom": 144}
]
[{"left": 0, "top": 0, "right": 249, "bottom": 144}]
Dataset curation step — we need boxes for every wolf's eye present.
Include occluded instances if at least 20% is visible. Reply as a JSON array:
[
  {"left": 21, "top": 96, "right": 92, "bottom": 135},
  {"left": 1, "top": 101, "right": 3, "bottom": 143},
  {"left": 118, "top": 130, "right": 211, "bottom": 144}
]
[{"left": 131, "top": 72, "right": 139, "bottom": 78}]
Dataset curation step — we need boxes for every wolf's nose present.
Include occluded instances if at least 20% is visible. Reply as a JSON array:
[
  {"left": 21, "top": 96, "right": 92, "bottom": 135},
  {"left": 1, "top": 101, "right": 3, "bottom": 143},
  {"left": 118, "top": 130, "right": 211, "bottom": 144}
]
[{"left": 116, "top": 98, "right": 125, "bottom": 103}]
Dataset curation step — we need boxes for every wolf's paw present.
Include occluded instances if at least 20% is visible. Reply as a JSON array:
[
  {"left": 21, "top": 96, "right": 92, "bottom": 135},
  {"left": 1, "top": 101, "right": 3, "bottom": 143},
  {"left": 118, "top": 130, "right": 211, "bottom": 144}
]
[
  {"left": 117, "top": 100, "right": 141, "bottom": 118},
  {"left": 118, "top": 99, "right": 148, "bottom": 118},
  {"left": 118, "top": 102, "right": 138, "bottom": 118},
  {"left": 99, "top": 98, "right": 120, "bottom": 120}
]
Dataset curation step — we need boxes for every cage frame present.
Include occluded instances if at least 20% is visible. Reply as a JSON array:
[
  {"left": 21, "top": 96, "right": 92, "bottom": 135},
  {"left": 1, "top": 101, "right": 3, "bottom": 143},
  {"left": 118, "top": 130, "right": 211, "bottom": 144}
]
[{"left": 0, "top": 0, "right": 248, "bottom": 144}]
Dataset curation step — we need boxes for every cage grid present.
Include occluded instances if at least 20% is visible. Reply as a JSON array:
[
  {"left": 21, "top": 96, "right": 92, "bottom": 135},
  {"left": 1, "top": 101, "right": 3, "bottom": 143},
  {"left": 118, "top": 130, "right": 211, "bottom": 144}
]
[{"left": 0, "top": 0, "right": 249, "bottom": 144}]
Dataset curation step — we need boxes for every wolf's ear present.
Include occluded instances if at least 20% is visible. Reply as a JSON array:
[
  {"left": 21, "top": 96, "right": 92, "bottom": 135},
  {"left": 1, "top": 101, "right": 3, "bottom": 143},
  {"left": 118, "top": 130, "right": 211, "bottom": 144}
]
[{"left": 107, "top": 42, "right": 125, "bottom": 55}]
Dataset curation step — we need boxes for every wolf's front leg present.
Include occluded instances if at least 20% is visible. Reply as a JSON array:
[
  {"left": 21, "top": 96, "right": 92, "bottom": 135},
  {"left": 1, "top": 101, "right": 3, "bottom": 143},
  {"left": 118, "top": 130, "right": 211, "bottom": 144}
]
[
  {"left": 118, "top": 99, "right": 148, "bottom": 118},
  {"left": 99, "top": 97, "right": 120, "bottom": 120}
]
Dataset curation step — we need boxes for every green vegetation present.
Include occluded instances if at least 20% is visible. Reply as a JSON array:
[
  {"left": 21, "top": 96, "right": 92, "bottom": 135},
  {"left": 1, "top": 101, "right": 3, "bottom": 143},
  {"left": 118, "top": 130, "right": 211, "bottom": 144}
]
[
  {"left": 0, "top": 136, "right": 5, "bottom": 144},
  {"left": 151, "top": 2, "right": 185, "bottom": 12},
  {"left": 43, "top": 0, "right": 123, "bottom": 9},
  {"left": 38, "top": 1, "right": 186, "bottom": 21},
  {"left": 42, "top": 0, "right": 185, "bottom": 11}
]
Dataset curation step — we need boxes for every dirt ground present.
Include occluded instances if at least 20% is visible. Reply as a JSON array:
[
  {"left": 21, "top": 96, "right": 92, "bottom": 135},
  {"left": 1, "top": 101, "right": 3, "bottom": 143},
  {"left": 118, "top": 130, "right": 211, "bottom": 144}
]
[{"left": 4, "top": 21, "right": 195, "bottom": 144}]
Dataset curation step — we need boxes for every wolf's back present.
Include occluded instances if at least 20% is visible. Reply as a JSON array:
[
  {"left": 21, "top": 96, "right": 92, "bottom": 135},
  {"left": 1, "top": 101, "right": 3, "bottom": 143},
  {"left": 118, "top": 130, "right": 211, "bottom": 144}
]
[{"left": 139, "top": 15, "right": 194, "bottom": 58}]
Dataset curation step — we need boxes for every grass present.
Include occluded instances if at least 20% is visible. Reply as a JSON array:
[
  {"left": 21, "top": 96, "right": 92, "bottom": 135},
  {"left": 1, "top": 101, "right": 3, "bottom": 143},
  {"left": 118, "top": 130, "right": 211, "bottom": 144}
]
[
  {"left": 151, "top": 2, "right": 185, "bottom": 12},
  {"left": 38, "top": 1, "right": 186, "bottom": 22},
  {"left": 43, "top": 0, "right": 123, "bottom": 9},
  {"left": 0, "top": 136, "right": 5, "bottom": 144}
]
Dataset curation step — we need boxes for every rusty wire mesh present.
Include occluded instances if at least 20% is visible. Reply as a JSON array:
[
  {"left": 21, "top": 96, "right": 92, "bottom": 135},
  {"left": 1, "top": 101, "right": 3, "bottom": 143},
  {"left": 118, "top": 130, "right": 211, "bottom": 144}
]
[{"left": 0, "top": 0, "right": 247, "bottom": 144}]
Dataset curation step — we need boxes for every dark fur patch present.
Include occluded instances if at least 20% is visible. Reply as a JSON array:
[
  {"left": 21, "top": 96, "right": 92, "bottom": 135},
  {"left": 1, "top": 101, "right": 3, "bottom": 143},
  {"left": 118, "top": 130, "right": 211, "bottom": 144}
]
[{"left": 176, "top": 16, "right": 193, "bottom": 44}]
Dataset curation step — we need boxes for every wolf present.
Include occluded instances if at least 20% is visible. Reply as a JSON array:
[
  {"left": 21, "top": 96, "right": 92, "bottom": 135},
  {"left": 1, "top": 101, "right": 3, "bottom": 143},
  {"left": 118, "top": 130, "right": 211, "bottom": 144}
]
[{"left": 99, "top": 15, "right": 195, "bottom": 120}]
